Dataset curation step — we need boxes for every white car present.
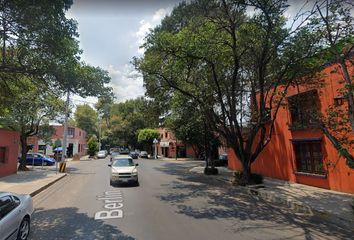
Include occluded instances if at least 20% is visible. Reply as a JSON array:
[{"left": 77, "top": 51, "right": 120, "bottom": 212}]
[
  {"left": 97, "top": 150, "right": 107, "bottom": 159},
  {"left": 109, "top": 156, "right": 139, "bottom": 186},
  {"left": 0, "top": 192, "right": 34, "bottom": 240}
]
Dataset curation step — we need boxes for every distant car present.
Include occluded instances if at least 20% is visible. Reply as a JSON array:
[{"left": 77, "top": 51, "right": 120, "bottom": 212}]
[
  {"left": 139, "top": 151, "right": 148, "bottom": 158},
  {"left": 119, "top": 148, "right": 130, "bottom": 155},
  {"left": 97, "top": 150, "right": 107, "bottom": 159},
  {"left": 0, "top": 192, "right": 34, "bottom": 240},
  {"left": 215, "top": 154, "right": 228, "bottom": 167},
  {"left": 110, "top": 151, "right": 120, "bottom": 162},
  {"left": 108, "top": 156, "right": 139, "bottom": 186},
  {"left": 129, "top": 152, "right": 139, "bottom": 159},
  {"left": 23, "top": 153, "right": 55, "bottom": 166}
]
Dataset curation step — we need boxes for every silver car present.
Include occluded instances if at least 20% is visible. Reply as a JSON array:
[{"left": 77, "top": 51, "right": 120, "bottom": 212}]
[
  {"left": 97, "top": 150, "right": 107, "bottom": 159},
  {"left": 109, "top": 156, "right": 139, "bottom": 186},
  {"left": 0, "top": 192, "right": 33, "bottom": 240}
]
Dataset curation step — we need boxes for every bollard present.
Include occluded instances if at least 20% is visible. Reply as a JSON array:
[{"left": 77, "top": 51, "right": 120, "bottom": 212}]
[{"left": 59, "top": 162, "right": 67, "bottom": 173}]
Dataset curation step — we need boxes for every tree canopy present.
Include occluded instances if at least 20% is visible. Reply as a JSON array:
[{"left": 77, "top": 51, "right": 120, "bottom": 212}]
[{"left": 135, "top": 0, "right": 328, "bottom": 182}]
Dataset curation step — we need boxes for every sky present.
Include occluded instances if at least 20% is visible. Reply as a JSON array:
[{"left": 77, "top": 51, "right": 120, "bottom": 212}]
[
  {"left": 66, "top": 0, "right": 183, "bottom": 107},
  {"left": 66, "top": 0, "right": 316, "bottom": 107}
]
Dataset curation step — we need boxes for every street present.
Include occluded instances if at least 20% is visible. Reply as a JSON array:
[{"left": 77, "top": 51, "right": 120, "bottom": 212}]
[{"left": 29, "top": 157, "right": 352, "bottom": 240}]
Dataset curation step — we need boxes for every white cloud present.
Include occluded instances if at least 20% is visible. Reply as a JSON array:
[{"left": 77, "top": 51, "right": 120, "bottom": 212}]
[
  {"left": 134, "top": 7, "right": 171, "bottom": 54},
  {"left": 107, "top": 64, "right": 145, "bottom": 102}
]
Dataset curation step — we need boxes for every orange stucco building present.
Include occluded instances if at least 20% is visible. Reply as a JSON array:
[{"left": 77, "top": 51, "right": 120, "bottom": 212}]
[
  {"left": 228, "top": 60, "right": 354, "bottom": 194},
  {"left": 0, "top": 128, "right": 20, "bottom": 177}
]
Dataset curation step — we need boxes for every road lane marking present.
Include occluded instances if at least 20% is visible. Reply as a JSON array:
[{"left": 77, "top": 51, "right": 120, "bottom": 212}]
[{"left": 95, "top": 190, "right": 124, "bottom": 220}]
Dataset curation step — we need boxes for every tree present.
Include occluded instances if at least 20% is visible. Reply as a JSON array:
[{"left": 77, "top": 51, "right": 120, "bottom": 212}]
[
  {"left": 87, "top": 135, "right": 98, "bottom": 157},
  {"left": 74, "top": 104, "right": 98, "bottom": 138},
  {"left": 0, "top": 0, "right": 78, "bottom": 84},
  {"left": 0, "top": 77, "right": 64, "bottom": 170},
  {"left": 135, "top": 0, "right": 321, "bottom": 183},
  {"left": 0, "top": 0, "right": 112, "bottom": 113},
  {"left": 137, "top": 128, "right": 160, "bottom": 152},
  {"left": 107, "top": 97, "right": 160, "bottom": 148},
  {"left": 164, "top": 92, "right": 218, "bottom": 161},
  {"left": 308, "top": 0, "right": 354, "bottom": 168}
]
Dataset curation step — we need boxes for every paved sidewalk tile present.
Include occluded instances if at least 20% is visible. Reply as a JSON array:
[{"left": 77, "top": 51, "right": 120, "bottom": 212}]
[{"left": 189, "top": 166, "right": 354, "bottom": 227}]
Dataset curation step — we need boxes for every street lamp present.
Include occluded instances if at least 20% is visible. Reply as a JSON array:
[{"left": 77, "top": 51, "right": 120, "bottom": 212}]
[{"left": 153, "top": 138, "right": 158, "bottom": 159}]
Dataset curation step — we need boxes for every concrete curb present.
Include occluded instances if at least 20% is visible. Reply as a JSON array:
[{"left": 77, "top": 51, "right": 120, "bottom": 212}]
[
  {"left": 211, "top": 174, "right": 354, "bottom": 228},
  {"left": 29, "top": 173, "right": 67, "bottom": 197}
]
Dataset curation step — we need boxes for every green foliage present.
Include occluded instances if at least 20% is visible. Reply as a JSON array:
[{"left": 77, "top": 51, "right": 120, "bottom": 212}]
[
  {"left": 37, "top": 123, "right": 55, "bottom": 145},
  {"left": 87, "top": 135, "right": 98, "bottom": 156},
  {"left": 136, "top": 0, "right": 323, "bottom": 183},
  {"left": 53, "top": 139, "right": 62, "bottom": 149},
  {"left": 0, "top": 0, "right": 112, "bottom": 111},
  {"left": 106, "top": 97, "right": 160, "bottom": 148},
  {"left": 137, "top": 128, "right": 160, "bottom": 152},
  {"left": 74, "top": 104, "right": 98, "bottom": 138},
  {"left": 137, "top": 128, "right": 160, "bottom": 143},
  {"left": 0, "top": 76, "right": 65, "bottom": 170}
]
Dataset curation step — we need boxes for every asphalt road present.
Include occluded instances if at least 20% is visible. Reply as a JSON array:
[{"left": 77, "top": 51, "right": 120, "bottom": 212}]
[{"left": 29, "top": 157, "right": 353, "bottom": 240}]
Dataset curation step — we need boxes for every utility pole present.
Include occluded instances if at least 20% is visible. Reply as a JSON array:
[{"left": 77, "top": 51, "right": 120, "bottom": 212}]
[
  {"left": 62, "top": 90, "right": 70, "bottom": 162},
  {"left": 98, "top": 117, "right": 101, "bottom": 151}
]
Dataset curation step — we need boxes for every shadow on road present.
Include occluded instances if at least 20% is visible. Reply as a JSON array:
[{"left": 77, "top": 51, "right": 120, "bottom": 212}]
[
  {"left": 30, "top": 207, "right": 135, "bottom": 240},
  {"left": 155, "top": 162, "right": 354, "bottom": 240}
]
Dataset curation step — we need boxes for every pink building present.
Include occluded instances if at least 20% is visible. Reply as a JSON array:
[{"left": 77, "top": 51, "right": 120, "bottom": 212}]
[
  {"left": 27, "top": 125, "right": 87, "bottom": 157},
  {"left": 0, "top": 128, "right": 20, "bottom": 177},
  {"left": 157, "top": 128, "right": 193, "bottom": 158}
]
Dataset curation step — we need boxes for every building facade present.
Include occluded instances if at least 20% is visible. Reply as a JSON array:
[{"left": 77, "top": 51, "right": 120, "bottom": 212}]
[
  {"left": 0, "top": 129, "right": 20, "bottom": 177},
  {"left": 27, "top": 125, "right": 87, "bottom": 157},
  {"left": 228, "top": 61, "right": 354, "bottom": 194},
  {"left": 157, "top": 128, "right": 194, "bottom": 158}
]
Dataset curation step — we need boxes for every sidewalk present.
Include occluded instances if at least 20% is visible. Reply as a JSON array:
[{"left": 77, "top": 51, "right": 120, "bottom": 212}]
[
  {"left": 0, "top": 155, "right": 90, "bottom": 197},
  {"left": 190, "top": 166, "right": 354, "bottom": 228}
]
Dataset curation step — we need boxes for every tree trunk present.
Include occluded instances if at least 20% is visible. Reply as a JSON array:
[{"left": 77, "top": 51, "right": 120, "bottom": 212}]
[
  {"left": 240, "top": 158, "right": 251, "bottom": 186},
  {"left": 18, "top": 135, "right": 29, "bottom": 171}
]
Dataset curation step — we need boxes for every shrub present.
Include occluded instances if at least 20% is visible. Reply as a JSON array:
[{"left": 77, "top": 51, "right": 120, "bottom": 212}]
[{"left": 87, "top": 135, "right": 98, "bottom": 157}]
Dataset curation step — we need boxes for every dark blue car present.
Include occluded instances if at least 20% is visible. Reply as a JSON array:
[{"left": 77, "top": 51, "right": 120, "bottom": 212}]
[{"left": 24, "top": 153, "right": 55, "bottom": 166}]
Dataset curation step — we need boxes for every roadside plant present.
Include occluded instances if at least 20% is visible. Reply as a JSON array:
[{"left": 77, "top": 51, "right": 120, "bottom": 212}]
[{"left": 87, "top": 135, "right": 99, "bottom": 157}]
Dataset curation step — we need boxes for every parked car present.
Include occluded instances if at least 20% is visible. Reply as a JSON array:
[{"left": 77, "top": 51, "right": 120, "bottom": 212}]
[
  {"left": 23, "top": 153, "right": 55, "bottom": 166},
  {"left": 110, "top": 151, "right": 120, "bottom": 162},
  {"left": 129, "top": 152, "right": 139, "bottom": 159},
  {"left": 0, "top": 192, "right": 34, "bottom": 240},
  {"left": 108, "top": 156, "right": 139, "bottom": 186},
  {"left": 214, "top": 154, "right": 228, "bottom": 167},
  {"left": 139, "top": 151, "right": 148, "bottom": 158},
  {"left": 97, "top": 150, "right": 107, "bottom": 159}
]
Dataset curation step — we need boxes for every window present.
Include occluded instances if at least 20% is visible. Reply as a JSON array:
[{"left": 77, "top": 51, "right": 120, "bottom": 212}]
[
  {"left": 0, "top": 147, "right": 6, "bottom": 163},
  {"left": 0, "top": 196, "right": 16, "bottom": 219},
  {"left": 11, "top": 195, "right": 20, "bottom": 207},
  {"left": 288, "top": 90, "right": 319, "bottom": 129},
  {"left": 68, "top": 127, "right": 75, "bottom": 137},
  {"left": 165, "top": 132, "right": 168, "bottom": 138},
  {"left": 79, "top": 131, "right": 81, "bottom": 137},
  {"left": 334, "top": 96, "right": 345, "bottom": 106},
  {"left": 293, "top": 140, "right": 324, "bottom": 175}
]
